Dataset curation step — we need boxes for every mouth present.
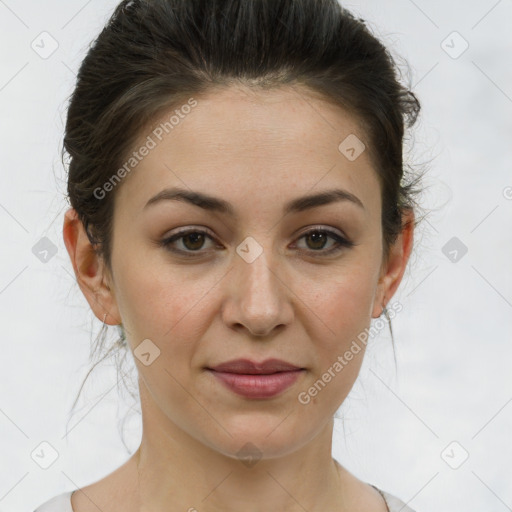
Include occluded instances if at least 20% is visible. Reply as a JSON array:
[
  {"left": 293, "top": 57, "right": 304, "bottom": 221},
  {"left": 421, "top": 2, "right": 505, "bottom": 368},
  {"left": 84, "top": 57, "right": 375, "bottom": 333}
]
[
  {"left": 206, "top": 370, "right": 305, "bottom": 399},
  {"left": 207, "top": 357, "right": 304, "bottom": 374},
  {"left": 205, "top": 358, "right": 306, "bottom": 399}
]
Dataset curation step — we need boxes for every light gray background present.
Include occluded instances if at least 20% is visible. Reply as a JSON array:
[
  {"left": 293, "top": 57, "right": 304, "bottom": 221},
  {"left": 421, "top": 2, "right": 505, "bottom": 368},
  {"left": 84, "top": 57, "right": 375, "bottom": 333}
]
[{"left": 1, "top": 1, "right": 511, "bottom": 511}]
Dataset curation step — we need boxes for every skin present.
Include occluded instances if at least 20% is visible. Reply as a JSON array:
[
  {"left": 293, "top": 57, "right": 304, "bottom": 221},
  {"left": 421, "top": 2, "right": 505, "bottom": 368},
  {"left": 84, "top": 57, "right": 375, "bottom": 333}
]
[{"left": 63, "top": 84, "right": 414, "bottom": 512}]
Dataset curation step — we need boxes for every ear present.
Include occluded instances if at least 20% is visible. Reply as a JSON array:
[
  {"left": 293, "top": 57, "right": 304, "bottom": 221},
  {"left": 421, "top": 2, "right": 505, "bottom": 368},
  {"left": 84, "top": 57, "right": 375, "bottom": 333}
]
[
  {"left": 371, "top": 208, "right": 415, "bottom": 318},
  {"left": 62, "top": 207, "right": 121, "bottom": 326}
]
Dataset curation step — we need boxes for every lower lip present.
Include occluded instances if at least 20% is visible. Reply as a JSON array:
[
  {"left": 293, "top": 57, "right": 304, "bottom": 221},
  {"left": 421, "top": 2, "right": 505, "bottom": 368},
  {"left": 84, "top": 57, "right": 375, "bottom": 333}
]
[{"left": 208, "top": 369, "right": 304, "bottom": 398}]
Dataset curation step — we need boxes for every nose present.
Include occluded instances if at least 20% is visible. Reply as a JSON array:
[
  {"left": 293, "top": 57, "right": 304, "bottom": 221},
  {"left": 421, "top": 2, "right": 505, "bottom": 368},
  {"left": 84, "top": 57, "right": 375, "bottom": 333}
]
[{"left": 222, "top": 241, "right": 293, "bottom": 338}]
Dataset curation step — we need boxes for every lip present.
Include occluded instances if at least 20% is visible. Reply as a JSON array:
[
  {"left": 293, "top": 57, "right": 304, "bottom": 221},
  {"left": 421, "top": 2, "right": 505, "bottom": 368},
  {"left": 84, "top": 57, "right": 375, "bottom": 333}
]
[
  {"left": 207, "top": 358, "right": 303, "bottom": 374},
  {"left": 208, "top": 369, "right": 305, "bottom": 399},
  {"left": 206, "top": 358, "right": 305, "bottom": 399}
]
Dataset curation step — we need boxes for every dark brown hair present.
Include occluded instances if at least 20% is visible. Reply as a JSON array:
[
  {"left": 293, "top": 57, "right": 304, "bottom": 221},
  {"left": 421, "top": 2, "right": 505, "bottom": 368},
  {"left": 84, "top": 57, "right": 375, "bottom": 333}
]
[{"left": 62, "top": 0, "right": 427, "bottom": 445}]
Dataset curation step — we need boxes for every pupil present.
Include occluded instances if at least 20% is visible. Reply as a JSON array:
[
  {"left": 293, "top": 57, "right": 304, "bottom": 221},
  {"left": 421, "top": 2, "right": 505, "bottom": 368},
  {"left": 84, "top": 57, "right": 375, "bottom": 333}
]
[
  {"left": 184, "top": 233, "right": 204, "bottom": 250},
  {"left": 308, "top": 231, "right": 326, "bottom": 249}
]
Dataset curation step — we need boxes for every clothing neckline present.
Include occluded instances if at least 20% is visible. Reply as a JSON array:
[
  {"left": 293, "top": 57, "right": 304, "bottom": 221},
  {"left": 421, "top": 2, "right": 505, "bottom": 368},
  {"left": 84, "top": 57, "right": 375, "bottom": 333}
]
[
  {"left": 370, "top": 484, "right": 391, "bottom": 512},
  {"left": 69, "top": 486, "right": 391, "bottom": 512}
]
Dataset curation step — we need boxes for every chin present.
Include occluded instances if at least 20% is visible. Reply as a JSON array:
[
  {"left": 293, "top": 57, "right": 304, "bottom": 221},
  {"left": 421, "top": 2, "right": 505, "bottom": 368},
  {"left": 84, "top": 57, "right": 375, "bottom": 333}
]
[{"left": 201, "top": 416, "right": 313, "bottom": 462}]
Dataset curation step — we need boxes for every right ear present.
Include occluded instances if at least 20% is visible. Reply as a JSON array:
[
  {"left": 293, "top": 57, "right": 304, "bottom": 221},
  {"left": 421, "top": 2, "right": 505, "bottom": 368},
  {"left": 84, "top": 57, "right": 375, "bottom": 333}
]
[{"left": 62, "top": 207, "right": 121, "bottom": 326}]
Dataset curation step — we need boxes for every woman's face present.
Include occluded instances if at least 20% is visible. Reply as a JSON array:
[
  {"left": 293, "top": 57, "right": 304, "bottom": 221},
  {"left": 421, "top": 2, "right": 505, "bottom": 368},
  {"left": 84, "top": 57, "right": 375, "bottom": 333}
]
[{"left": 72, "top": 85, "right": 410, "bottom": 460}]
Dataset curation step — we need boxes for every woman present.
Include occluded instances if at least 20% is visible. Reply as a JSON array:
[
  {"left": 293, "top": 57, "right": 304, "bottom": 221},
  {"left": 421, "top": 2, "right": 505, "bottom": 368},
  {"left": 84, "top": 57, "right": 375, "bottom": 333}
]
[{"left": 35, "top": 0, "right": 424, "bottom": 510}]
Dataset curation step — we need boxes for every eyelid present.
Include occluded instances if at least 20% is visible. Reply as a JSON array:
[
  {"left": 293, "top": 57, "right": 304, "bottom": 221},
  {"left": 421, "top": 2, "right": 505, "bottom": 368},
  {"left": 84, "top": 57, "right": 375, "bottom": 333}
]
[
  {"left": 294, "top": 224, "right": 347, "bottom": 240},
  {"left": 164, "top": 225, "right": 216, "bottom": 239}
]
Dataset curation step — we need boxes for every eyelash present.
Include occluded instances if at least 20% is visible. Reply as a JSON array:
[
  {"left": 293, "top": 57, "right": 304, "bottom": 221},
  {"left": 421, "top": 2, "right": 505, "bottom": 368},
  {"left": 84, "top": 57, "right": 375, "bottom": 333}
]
[{"left": 159, "top": 226, "right": 355, "bottom": 257}]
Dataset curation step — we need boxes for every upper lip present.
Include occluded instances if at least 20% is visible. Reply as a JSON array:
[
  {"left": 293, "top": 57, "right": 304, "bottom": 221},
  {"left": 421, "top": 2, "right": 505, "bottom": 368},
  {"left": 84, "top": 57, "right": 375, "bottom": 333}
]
[{"left": 207, "top": 358, "right": 303, "bottom": 374}]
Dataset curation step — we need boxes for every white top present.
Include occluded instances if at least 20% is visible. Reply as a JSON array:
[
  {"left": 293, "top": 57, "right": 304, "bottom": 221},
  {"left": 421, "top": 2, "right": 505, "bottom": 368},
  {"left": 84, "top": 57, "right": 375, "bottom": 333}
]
[{"left": 33, "top": 486, "right": 417, "bottom": 511}]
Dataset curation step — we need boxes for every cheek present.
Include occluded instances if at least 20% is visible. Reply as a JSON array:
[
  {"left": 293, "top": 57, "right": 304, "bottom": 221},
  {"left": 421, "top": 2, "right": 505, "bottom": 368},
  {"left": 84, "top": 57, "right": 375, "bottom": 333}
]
[
  {"left": 114, "top": 264, "right": 213, "bottom": 407},
  {"left": 113, "top": 253, "right": 223, "bottom": 371},
  {"left": 298, "top": 264, "right": 378, "bottom": 404},
  {"left": 307, "top": 268, "right": 376, "bottom": 344},
  {"left": 113, "top": 244, "right": 195, "bottom": 330},
  {"left": 294, "top": 277, "right": 375, "bottom": 413}
]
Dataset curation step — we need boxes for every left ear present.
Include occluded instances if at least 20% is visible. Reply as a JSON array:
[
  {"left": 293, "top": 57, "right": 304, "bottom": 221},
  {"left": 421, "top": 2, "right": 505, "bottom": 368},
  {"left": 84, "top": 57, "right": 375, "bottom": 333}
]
[{"left": 372, "top": 208, "right": 415, "bottom": 318}]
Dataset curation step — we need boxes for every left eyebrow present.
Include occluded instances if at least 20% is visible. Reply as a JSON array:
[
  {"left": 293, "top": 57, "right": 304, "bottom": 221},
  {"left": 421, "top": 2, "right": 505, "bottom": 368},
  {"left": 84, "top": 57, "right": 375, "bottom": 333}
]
[{"left": 143, "top": 186, "right": 365, "bottom": 217}]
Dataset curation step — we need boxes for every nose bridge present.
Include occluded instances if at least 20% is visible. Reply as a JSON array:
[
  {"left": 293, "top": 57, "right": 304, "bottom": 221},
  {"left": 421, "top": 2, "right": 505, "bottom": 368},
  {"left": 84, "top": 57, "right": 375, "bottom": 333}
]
[{"left": 237, "top": 234, "right": 280, "bottom": 303}]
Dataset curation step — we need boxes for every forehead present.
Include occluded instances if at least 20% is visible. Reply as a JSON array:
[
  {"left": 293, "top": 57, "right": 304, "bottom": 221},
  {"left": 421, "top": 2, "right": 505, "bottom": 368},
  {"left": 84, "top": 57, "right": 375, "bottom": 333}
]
[{"left": 116, "top": 85, "right": 380, "bottom": 220}]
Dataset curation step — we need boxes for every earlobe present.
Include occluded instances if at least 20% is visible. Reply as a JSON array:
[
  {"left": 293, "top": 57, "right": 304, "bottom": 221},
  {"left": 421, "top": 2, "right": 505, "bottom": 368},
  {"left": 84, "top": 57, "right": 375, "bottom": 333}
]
[{"left": 62, "top": 207, "right": 121, "bottom": 326}]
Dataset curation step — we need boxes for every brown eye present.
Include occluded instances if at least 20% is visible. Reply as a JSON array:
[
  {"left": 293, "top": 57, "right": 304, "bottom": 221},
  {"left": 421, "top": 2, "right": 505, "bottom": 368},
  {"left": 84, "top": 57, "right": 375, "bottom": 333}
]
[
  {"left": 295, "top": 228, "right": 354, "bottom": 256},
  {"left": 181, "top": 232, "right": 207, "bottom": 251},
  {"left": 160, "top": 228, "right": 217, "bottom": 255},
  {"left": 160, "top": 226, "right": 354, "bottom": 258},
  {"left": 304, "top": 230, "right": 329, "bottom": 250}
]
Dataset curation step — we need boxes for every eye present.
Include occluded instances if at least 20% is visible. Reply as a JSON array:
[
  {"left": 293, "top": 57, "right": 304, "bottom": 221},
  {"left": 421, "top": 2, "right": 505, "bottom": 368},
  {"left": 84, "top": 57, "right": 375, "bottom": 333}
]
[
  {"left": 293, "top": 227, "right": 355, "bottom": 256},
  {"left": 160, "top": 228, "right": 218, "bottom": 256},
  {"left": 159, "top": 226, "right": 354, "bottom": 257}
]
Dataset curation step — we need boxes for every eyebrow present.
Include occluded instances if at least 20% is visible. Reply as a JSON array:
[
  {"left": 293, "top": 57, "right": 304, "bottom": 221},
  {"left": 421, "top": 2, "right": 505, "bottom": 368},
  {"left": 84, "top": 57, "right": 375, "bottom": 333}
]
[{"left": 143, "top": 186, "right": 365, "bottom": 216}]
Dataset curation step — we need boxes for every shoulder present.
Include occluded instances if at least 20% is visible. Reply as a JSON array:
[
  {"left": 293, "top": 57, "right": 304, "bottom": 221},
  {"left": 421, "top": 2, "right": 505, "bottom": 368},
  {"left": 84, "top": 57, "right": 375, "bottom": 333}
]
[
  {"left": 371, "top": 485, "right": 418, "bottom": 512},
  {"left": 33, "top": 491, "right": 74, "bottom": 512},
  {"left": 334, "top": 460, "right": 415, "bottom": 512}
]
